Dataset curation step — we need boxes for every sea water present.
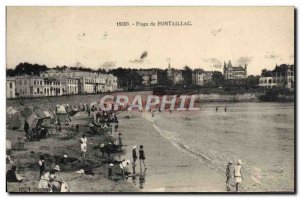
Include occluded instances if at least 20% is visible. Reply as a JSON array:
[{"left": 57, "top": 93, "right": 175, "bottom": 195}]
[{"left": 151, "top": 102, "right": 294, "bottom": 192}]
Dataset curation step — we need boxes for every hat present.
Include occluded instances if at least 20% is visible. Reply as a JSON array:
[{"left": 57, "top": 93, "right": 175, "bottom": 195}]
[
  {"left": 237, "top": 160, "right": 242, "bottom": 165},
  {"left": 133, "top": 145, "right": 137, "bottom": 149},
  {"left": 100, "top": 143, "right": 105, "bottom": 147},
  {"left": 109, "top": 163, "right": 114, "bottom": 167},
  {"left": 64, "top": 155, "right": 68, "bottom": 158},
  {"left": 53, "top": 165, "right": 60, "bottom": 171},
  {"left": 228, "top": 161, "right": 233, "bottom": 164}
]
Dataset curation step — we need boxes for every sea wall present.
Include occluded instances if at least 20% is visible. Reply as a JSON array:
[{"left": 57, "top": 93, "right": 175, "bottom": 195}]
[{"left": 197, "top": 93, "right": 261, "bottom": 102}]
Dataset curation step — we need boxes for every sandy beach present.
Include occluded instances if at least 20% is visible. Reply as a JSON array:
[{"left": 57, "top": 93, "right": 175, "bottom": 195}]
[
  {"left": 118, "top": 111, "right": 225, "bottom": 192},
  {"left": 6, "top": 110, "right": 140, "bottom": 193},
  {"left": 6, "top": 94, "right": 294, "bottom": 193}
]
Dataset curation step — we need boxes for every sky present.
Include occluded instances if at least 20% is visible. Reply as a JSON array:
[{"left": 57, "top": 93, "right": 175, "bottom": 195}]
[{"left": 6, "top": 6, "right": 294, "bottom": 75}]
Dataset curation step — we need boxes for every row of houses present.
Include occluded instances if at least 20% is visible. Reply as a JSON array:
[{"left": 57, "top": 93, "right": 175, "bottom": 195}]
[
  {"left": 258, "top": 64, "right": 294, "bottom": 90},
  {"left": 139, "top": 60, "right": 247, "bottom": 86},
  {"left": 138, "top": 63, "right": 214, "bottom": 86},
  {"left": 7, "top": 69, "right": 118, "bottom": 98}
]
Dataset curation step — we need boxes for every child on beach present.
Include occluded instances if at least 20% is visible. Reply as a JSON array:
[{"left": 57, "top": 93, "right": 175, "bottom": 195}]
[
  {"left": 139, "top": 145, "right": 146, "bottom": 168},
  {"left": 234, "top": 160, "right": 243, "bottom": 192},
  {"left": 80, "top": 134, "right": 87, "bottom": 158}
]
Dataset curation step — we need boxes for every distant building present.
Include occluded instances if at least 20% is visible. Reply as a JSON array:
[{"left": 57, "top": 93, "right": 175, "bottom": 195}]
[
  {"left": 167, "top": 63, "right": 183, "bottom": 85},
  {"left": 259, "top": 64, "right": 294, "bottom": 90},
  {"left": 65, "top": 78, "right": 79, "bottom": 95},
  {"left": 41, "top": 69, "right": 118, "bottom": 94},
  {"left": 223, "top": 60, "right": 247, "bottom": 80},
  {"left": 15, "top": 76, "right": 45, "bottom": 97},
  {"left": 6, "top": 78, "right": 16, "bottom": 98},
  {"left": 106, "top": 74, "right": 118, "bottom": 92},
  {"left": 138, "top": 70, "right": 164, "bottom": 86},
  {"left": 43, "top": 77, "right": 64, "bottom": 96},
  {"left": 192, "top": 69, "right": 213, "bottom": 86}
]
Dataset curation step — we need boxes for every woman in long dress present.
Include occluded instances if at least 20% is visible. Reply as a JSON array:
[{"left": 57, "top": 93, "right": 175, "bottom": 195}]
[
  {"left": 234, "top": 159, "right": 243, "bottom": 192},
  {"left": 80, "top": 134, "right": 87, "bottom": 158}
]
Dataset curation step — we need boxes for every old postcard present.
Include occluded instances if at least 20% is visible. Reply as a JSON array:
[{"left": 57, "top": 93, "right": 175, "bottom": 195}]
[{"left": 6, "top": 6, "right": 295, "bottom": 193}]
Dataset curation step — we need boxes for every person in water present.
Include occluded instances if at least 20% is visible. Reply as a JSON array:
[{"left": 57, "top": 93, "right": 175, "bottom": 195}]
[
  {"left": 139, "top": 145, "right": 146, "bottom": 168},
  {"left": 233, "top": 160, "right": 243, "bottom": 192}
]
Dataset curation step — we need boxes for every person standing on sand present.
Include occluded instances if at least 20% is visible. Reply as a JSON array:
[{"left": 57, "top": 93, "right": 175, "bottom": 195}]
[
  {"left": 80, "top": 134, "right": 87, "bottom": 158},
  {"left": 108, "top": 163, "right": 113, "bottom": 179},
  {"left": 132, "top": 146, "right": 137, "bottom": 162},
  {"left": 234, "top": 160, "right": 243, "bottom": 192},
  {"left": 225, "top": 161, "right": 233, "bottom": 191},
  {"left": 139, "top": 145, "right": 146, "bottom": 168},
  {"left": 118, "top": 133, "right": 123, "bottom": 148},
  {"left": 76, "top": 123, "right": 79, "bottom": 132},
  {"left": 38, "top": 155, "right": 46, "bottom": 179}
]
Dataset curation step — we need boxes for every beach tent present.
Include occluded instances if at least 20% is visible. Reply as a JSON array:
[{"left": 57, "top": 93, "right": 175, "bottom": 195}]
[
  {"left": 6, "top": 106, "right": 14, "bottom": 116},
  {"left": 69, "top": 105, "right": 79, "bottom": 116},
  {"left": 78, "top": 103, "right": 84, "bottom": 111},
  {"left": 25, "top": 107, "right": 52, "bottom": 129},
  {"left": 21, "top": 106, "right": 34, "bottom": 118},
  {"left": 55, "top": 105, "right": 71, "bottom": 122},
  {"left": 41, "top": 110, "right": 53, "bottom": 126},
  {"left": 6, "top": 107, "right": 22, "bottom": 130},
  {"left": 6, "top": 139, "right": 11, "bottom": 150},
  {"left": 24, "top": 107, "right": 52, "bottom": 140},
  {"left": 26, "top": 113, "right": 39, "bottom": 130},
  {"left": 62, "top": 104, "right": 71, "bottom": 113}
]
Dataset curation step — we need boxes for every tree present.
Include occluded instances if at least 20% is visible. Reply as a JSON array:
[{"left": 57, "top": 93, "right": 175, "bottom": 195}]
[
  {"left": 261, "top": 69, "right": 272, "bottom": 77},
  {"left": 211, "top": 71, "right": 224, "bottom": 86},
  {"left": 182, "top": 66, "right": 192, "bottom": 86},
  {"left": 9, "top": 62, "right": 48, "bottom": 76}
]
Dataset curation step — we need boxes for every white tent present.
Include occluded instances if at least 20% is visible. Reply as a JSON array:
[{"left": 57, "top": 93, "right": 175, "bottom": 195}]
[
  {"left": 55, "top": 105, "right": 71, "bottom": 122},
  {"left": 6, "top": 107, "right": 22, "bottom": 130}
]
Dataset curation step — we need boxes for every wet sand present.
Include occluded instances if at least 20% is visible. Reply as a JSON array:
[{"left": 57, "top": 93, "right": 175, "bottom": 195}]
[{"left": 118, "top": 111, "right": 225, "bottom": 192}]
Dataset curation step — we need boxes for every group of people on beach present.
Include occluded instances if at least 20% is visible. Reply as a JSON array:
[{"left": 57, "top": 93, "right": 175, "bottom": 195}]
[
  {"left": 226, "top": 159, "right": 243, "bottom": 192},
  {"left": 132, "top": 145, "right": 146, "bottom": 172}
]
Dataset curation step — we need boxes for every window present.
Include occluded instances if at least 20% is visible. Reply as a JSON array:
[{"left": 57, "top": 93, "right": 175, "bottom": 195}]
[
  {"left": 9, "top": 82, "right": 12, "bottom": 89},
  {"left": 268, "top": 79, "right": 272, "bottom": 84}
]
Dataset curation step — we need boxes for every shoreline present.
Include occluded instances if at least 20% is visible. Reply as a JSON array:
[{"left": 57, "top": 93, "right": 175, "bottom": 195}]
[{"left": 118, "top": 111, "right": 225, "bottom": 192}]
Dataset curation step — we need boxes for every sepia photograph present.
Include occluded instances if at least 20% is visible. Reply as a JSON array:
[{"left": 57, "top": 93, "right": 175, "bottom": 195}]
[{"left": 5, "top": 6, "right": 295, "bottom": 193}]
